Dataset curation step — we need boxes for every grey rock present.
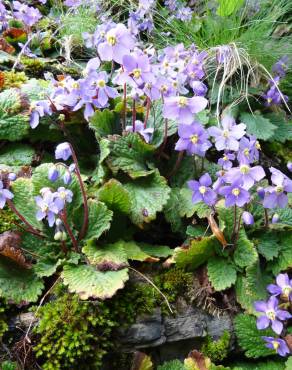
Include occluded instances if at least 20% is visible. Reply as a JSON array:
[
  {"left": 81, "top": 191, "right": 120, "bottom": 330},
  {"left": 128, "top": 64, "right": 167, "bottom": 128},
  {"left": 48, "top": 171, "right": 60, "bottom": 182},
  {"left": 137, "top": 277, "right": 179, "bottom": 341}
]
[{"left": 206, "top": 313, "right": 233, "bottom": 340}]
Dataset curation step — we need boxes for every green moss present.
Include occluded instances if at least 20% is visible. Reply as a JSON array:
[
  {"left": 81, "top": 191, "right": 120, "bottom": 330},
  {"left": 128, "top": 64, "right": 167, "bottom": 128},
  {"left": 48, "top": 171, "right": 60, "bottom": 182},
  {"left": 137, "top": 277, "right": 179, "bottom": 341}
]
[
  {"left": 0, "top": 209, "right": 17, "bottom": 234},
  {"left": 1, "top": 71, "right": 28, "bottom": 90},
  {"left": 0, "top": 299, "right": 8, "bottom": 340},
  {"left": 33, "top": 292, "right": 116, "bottom": 370},
  {"left": 201, "top": 331, "right": 231, "bottom": 363},
  {"left": 154, "top": 267, "right": 193, "bottom": 314},
  {"left": 21, "top": 57, "right": 46, "bottom": 74}
]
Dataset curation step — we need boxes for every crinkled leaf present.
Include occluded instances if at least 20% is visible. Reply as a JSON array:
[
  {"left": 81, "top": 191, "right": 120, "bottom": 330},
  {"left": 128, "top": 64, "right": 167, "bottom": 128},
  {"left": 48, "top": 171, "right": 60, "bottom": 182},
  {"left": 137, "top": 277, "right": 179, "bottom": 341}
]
[
  {"left": 174, "top": 236, "right": 217, "bottom": 270},
  {"left": 89, "top": 109, "right": 121, "bottom": 139},
  {"left": 11, "top": 177, "right": 43, "bottom": 230},
  {"left": 207, "top": 257, "right": 237, "bottom": 291},
  {"left": 0, "top": 143, "right": 35, "bottom": 166},
  {"left": 97, "top": 179, "right": 131, "bottom": 214},
  {"left": 269, "top": 233, "right": 292, "bottom": 274},
  {"left": 34, "top": 258, "right": 62, "bottom": 278},
  {"left": 164, "top": 188, "right": 184, "bottom": 233},
  {"left": 234, "top": 314, "right": 275, "bottom": 358},
  {"left": 240, "top": 112, "right": 276, "bottom": 141},
  {"left": 266, "top": 113, "right": 292, "bottom": 143},
  {"left": 0, "top": 257, "right": 43, "bottom": 304},
  {"left": 231, "top": 360, "right": 286, "bottom": 370},
  {"left": 21, "top": 78, "right": 52, "bottom": 102},
  {"left": 138, "top": 243, "right": 173, "bottom": 258},
  {"left": 106, "top": 133, "right": 155, "bottom": 178},
  {"left": 233, "top": 230, "right": 258, "bottom": 268},
  {"left": 124, "top": 170, "right": 171, "bottom": 225},
  {"left": 255, "top": 232, "right": 280, "bottom": 261},
  {"left": 0, "top": 88, "right": 29, "bottom": 141},
  {"left": 61, "top": 264, "right": 129, "bottom": 300},
  {"left": 157, "top": 360, "right": 185, "bottom": 370},
  {"left": 285, "top": 357, "right": 292, "bottom": 370},
  {"left": 178, "top": 188, "right": 211, "bottom": 219}
]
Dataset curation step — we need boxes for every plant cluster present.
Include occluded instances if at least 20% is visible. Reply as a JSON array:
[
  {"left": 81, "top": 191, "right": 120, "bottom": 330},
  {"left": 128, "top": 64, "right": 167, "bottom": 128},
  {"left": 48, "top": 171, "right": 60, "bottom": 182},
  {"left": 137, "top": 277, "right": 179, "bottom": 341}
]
[{"left": 0, "top": 0, "right": 291, "bottom": 368}]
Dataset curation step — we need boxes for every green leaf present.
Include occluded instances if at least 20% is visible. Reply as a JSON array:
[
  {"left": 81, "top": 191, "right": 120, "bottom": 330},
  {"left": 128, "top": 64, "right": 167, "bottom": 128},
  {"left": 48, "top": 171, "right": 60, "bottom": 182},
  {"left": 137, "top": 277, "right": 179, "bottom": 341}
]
[
  {"left": 178, "top": 188, "right": 211, "bottom": 219},
  {"left": 269, "top": 233, "right": 292, "bottom": 274},
  {"left": 272, "top": 208, "right": 292, "bottom": 227},
  {"left": 0, "top": 88, "right": 30, "bottom": 141},
  {"left": 157, "top": 360, "right": 185, "bottom": 370},
  {"left": 266, "top": 113, "right": 292, "bottom": 143},
  {"left": 148, "top": 101, "right": 177, "bottom": 147},
  {"left": 97, "top": 179, "right": 131, "bottom": 214},
  {"left": 83, "top": 199, "right": 113, "bottom": 241},
  {"left": 11, "top": 177, "right": 43, "bottom": 230},
  {"left": 106, "top": 133, "right": 155, "bottom": 179},
  {"left": 285, "top": 357, "right": 292, "bottom": 370},
  {"left": 175, "top": 236, "right": 217, "bottom": 270},
  {"left": 0, "top": 257, "right": 44, "bottom": 304},
  {"left": 21, "top": 78, "right": 52, "bottom": 102},
  {"left": 235, "top": 262, "right": 272, "bottom": 314},
  {"left": 217, "top": 0, "right": 244, "bottom": 16},
  {"left": 34, "top": 258, "right": 62, "bottom": 278},
  {"left": 234, "top": 314, "right": 275, "bottom": 358},
  {"left": 89, "top": 109, "right": 120, "bottom": 139},
  {"left": 61, "top": 264, "right": 129, "bottom": 300},
  {"left": 164, "top": 188, "right": 184, "bottom": 233},
  {"left": 207, "top": 257, "right": 237, "bottom": 291},
  {"left": 0, "top": 143, "right": 35, "bottom": 166},
  {"left": 233, "top": 230, "right": 258, "bottom": 268},
  {"left": 255, "top": 232, "right": 280, "bottom": 261},
  {"left": 231, "top": 360, "right": 286, "bottom": 370},
  {"left": 138, "top": 243, "right": 173, "bottom": 258},
  {"left": 240, "top": 112, "right": 276, "bottom": 141},
  {"left": 82, "top": 240, "right": 128, "bottom": 270},
  {"left": 124, "top": 170, "right": 171, "bottom": 225}
]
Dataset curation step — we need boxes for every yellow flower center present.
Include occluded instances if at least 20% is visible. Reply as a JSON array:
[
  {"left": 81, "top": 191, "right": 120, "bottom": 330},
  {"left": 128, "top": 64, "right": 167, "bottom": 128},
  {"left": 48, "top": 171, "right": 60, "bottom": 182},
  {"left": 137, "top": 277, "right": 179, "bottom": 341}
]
[
  {"left": 223, "top": 130, "right": 229, "bottom": 138},
  {"left": 160, "top": 84, "right": 168, "bottom": 92},
  {"left": 232, "top": 188, "right": 240, "bottom": 196},
  {"left": 107, "top": 34, "right": 116, "bottom": 46},
  {"left": 163, "top": 61, "right": 169, "bottom": 68},
  {"left": 132, "top": 68, "right": 142, "bottom": 79},
  {"left": 276, "top": 185, "right": 284, "bottom": 193},
  {"left": 97, "top": 80, "right": 106, "bottom": 88},
  {"left": 244, "top": 148, "right": 250, "bottom": 156},
  {"left": 266, "top": 310, "right": 276, "bottom": 321},
  {"left": 256, "top": 141, "right": 261, "bottom": 150},
  {"left": 60, "top": 191, "right": 67, "bottom": 199},
  {"left": 223, "top": 154, "right": 228, "bottom": 161},
  {"left": 190, "top": 134, "right": 198, "bottom": 144},
  {"left": 240, "top": 165, "right": 250, "bottom": 174},
  {"left": 41, "top": 205, "right": 49, "bottom": 213},
  {"left": 178, "top": 97, "right": 187, "bottom": 107},
  {"left": 199, "top": 186, "right": 206, "bottom": 194},
  {"left": 145, "top": 82, "right": 152, "bottom": 89},
  {"left": 282, "top": 286, "right": 292, "bottom": 298},
  {"left": 72, "top": 82, "right": 79, "bottom": 89},
  {"left": 273, "top": 341, "right": 279, "bottom": 350},
  {"left": 267, "top": 98, "right": 272, "bottom": 104}
]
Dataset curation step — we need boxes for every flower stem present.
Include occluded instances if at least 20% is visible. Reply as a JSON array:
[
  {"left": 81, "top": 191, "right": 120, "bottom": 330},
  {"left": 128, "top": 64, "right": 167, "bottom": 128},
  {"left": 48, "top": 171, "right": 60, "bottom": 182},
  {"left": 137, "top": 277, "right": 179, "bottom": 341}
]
[
  {"left": 167, "top": 151, "right": 184, "bottom": 179},
  {"left": 122, "top": 83, "right": 127, "bottom": 130},
  {"left": 6, "top": 200, "right": 43, "bottom": 238},
  {"left": 231, "top": 205, "right": 237, "bottom": 241},
  {"left": 69, "top": 144, "right": 88, "bottom": 242},
  {"left": 132, "top": 98, "right": 136, "bottom": 131},
  {"left": 59, "top": 211, "right": 78, "bottom": 252},
  {"left": 144, "top": 97, "right": 151, "bottom": 129},
  {"left": 264, "top": 209, "right": 269, "bottom": 228}
]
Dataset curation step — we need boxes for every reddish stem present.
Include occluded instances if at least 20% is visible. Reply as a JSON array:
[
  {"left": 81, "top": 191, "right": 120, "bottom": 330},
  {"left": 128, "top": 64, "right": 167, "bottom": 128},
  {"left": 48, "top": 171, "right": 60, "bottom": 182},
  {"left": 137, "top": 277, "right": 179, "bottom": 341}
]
[
  {"left": 167, "top": 151, "right": 184, "bottom": 179},
  {"left": 7, "top": 200, "right": 43, "bottom": 238},
  {"left": 144, "top": 97, "right": 151, "bottom": 129},
  {"left": 69, "top": 144, "right": 88, "bottom": 242},
  {"left": 132, "top": 98, "right": 136, "bottom": 131},
  {"left": 59, "top": 211, "right": 78, "bottom": 253},
  {"left": 123, "top": 83, "right": 127, "bottom": 130}
]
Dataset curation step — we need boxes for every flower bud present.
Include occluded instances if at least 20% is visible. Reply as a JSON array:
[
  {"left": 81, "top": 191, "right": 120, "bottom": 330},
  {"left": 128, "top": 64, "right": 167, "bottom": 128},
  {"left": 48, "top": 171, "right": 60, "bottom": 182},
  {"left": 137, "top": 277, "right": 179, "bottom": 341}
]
[
  {"left": 272, "top": 214, "right": 280, "bottom": 224},
  {"left": 242, "top": 211, "right": 254, "bottom": 225},
  {"left": 68, "top": 164, "right": 76, "bottom": 173},
  {"left": 61, "top": 232, "right": 67, "bottom": 241},
  {"left": 8, "top": 173, "right": 17, "bottom": 181},
  {"left": 63, "top": 171, "right": 72, "bottom": 185},
  {"left": 54, "top": 231, "right": 63, "bottom": 241},
  {"left": 48, "top": 166, "right": 59, "bottom": 182},
  {"left": 287, "top": 162, "right": 292, "bottom": 172},
  {"left": 55, "top": 218, "right": 62, "bottom": 227},
  {"left": 55, "top": 142, "right": 72, "bottom": 161},
  {"left": 257, "top": 187, "right": 265, "bottom": 200}
]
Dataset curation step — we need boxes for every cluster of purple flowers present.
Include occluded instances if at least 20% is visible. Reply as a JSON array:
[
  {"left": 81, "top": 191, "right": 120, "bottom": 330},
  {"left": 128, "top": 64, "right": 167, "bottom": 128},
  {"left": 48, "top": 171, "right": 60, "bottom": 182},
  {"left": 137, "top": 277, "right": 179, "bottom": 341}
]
[
  {"left": 13, "top": 1, "right": 42, "bottom": 27},
  {"left": 165, "top": 0, "right": 193, "bottom": 21},
  {"left": 254, "top": 273, "right": 292, "bottom": 357},
  {"left": 128, "top": 0, "right": 155, "bottom": 34},
  {"left": 263, "top": 56, "right": 289, "bottom": 106}
]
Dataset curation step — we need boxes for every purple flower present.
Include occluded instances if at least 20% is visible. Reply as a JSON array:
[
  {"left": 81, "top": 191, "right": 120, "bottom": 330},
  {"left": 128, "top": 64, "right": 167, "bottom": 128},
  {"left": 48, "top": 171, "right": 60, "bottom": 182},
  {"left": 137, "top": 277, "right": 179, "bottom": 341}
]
[
  {"left": 216, "top": 45, "right": 232, "bottom": 64},
  {"left": 88, "top": 71, "right": 119, "bottom": 107},
  {"left": 48, "top": 166, "right": 59, "bottom": 182},
  {"left": 121, "top": 52, "right": 154, "bottom": 87},
  {"left": 125, "top": 120, "right": 154, "bottom": 143},
  {"left": 8, "top": 173, "right": 17, "bottom": 181},
  {"left": 272, "top": 56, "right": 289, "bottom": 78},
  {"left": 242, "top": 211, "right": 254, "bottom": 225},
  {"left": 97, "top": 24, "right": 136, "bottom": 64},
  {"left": 257, "top": 186, "right": 265, "bottom": 200},
  {"left": 218, "top": 179, "right": 250, "bottom": 207},
  {"left": 263, "top": 168, "right": 292, "bottom": 208},
  {"left": 267, "top": 274, "right": 292, "bottom": 300},
  {"left": 188, "top": 173, "right": 217, "bottom": 206},
  {"left": 13, "top": 1, "right": 42, "bottom": 26},
  {"left": 262, "top": 337, "right": 290, "bottom": 357},
  {"left": 55, "top": 143, "right": 72, "bottom": 161},
  {"left": 218, "top": 152, "right": 235, "bottom": 170},
  {"left": 191, "top": 81, "right": 208, "bottom": 97},
  {"left": 287, "top": 162, "right": 292, "bottom": 172},
  {"left": 175, "top": 6, "right": 193, "bottom": 22},
  {"left": 0, "top": 181, "right": 13, "bottom": 209},
  {"left": 272, "top": 213, "right": 280, "bottom": 224},
  {"left": 63, "top": 171, "right": 72, "bottom": 185},
  {"left": 175, "top": 122, "right": 211, "bottom": 157},
  {"left": 163, "top": 96, "right": 208, "bottom": 124},
  {"left": 224, "top": 163, "right": 265, "bottom": 190},
  {"left": 30, "top": 100, "right": 52, "bottom": 129},
  {"left": 64, "top": 0, "right": 83, "bottom": 6},
  {"left": 208, "top": 116, "right": 246, "bottom": 151},
  {"left": 54, "top": 187, "right": 73, "bottom": 210},
  {"left": 254, "top": 296, "right": 291, "bottom": 335},
  {"left": 238, "top": 135, "right": 261, "bottom": 164},
  {"left": 35, "top": 190, "right": 60, "bottom": 227}
]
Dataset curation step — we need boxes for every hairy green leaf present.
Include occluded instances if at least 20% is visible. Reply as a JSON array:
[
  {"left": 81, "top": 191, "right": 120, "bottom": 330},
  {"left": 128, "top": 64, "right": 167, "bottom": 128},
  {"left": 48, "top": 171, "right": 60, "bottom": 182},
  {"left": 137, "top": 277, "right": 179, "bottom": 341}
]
[
  {"left": 178, "top": 188, "right": 211, "bottom": 219},
  {"left": 233, "top": 230, "right": 258, "bottom": 268},
  {"left": 266, "top": 113, "right": 292, "bottom": 143},
  {"left": 0, "top": 143, "right": 35, "bottom": 166},
  {"left": 124, "top": 170, "right": 170, "bottom": 225},
  {"left": 83, "top": 199, "right": 113, "bottom": 241},
  {"left": 89, "top": 109, "right": 120, "bottom": 139},
  {"left": 62, "top": 264, "right": 129, "bottom": 300},
  {"left": 97, "top": 179, "right": 131, "bottom": 214},
  {"left": 231, "top": 360, "right": 286, "bottom": 370},
  {"left": 234, "top": 314, "right": 275, "bottom": 358},
  {"left": 240, "top": 113, "right": 276, "bottom": 141},
  {"left": 255, "top": 232, "right": 280, "bottom": 261},
  {"left": 269, "top": 233, "right": 292, "bottom": 274},
  {"left": 207, "top": 257, "right": 237, "bottom": 291}
]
